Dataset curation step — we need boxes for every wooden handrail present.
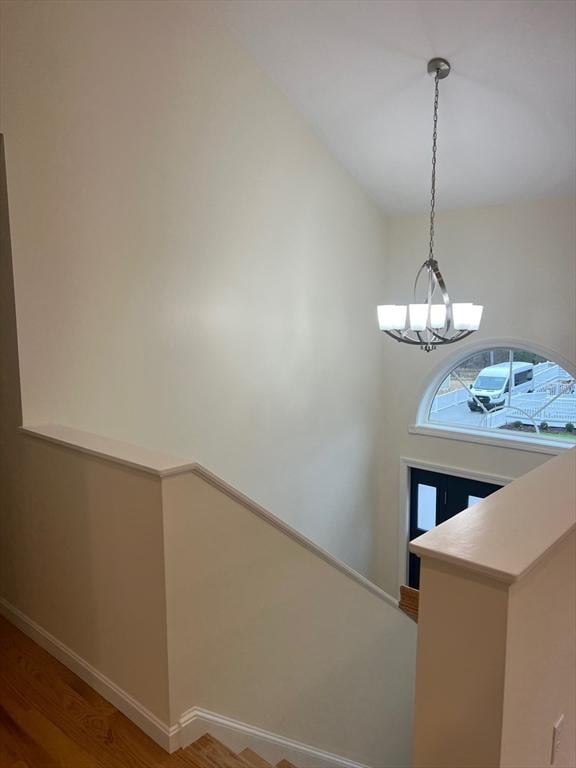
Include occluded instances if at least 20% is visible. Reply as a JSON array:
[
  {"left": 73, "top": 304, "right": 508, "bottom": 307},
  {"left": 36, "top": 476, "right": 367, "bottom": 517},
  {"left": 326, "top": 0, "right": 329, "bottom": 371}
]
[{"left": 399, "top": 585, "right": 419, "bottom": 622}]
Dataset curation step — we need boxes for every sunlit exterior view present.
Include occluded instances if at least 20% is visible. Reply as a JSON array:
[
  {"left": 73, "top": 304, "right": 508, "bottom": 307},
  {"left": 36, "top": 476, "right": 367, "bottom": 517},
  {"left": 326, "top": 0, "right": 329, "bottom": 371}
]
[{"left": 429, "top": 348, "right": 576, "bottom": 444}]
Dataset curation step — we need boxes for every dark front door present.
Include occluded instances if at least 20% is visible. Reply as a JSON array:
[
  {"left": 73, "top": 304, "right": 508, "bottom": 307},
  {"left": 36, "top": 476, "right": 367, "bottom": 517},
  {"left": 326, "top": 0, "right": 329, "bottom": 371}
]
[{"left": 408, "top": 468, "right": 502, "bottom": 589}]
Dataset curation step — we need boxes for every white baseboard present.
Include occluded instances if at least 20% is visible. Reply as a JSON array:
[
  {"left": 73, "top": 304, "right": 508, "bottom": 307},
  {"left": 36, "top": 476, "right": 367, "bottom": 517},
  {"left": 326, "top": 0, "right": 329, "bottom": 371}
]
[
  {"left": 0, "top": 597, "right": 176, "bottom": 751},
  {"left": 0, "top": 598, "right": 371, "bottom": 767},
  {"left": 178, "top": 707, "right": 372, "bottom": 768}
]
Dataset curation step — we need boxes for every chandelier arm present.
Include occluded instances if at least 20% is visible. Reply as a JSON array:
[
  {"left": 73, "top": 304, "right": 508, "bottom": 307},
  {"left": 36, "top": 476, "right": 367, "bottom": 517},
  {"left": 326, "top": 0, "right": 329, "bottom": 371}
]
[
  {"left": 412, "top": 260, "right": 430, "bottom": 300},
  {"left": 384, "top": 328, "right": 476, "bottom": 349},
  {"left": 428, "top": 260, "right": 452, "bottom": 330},
  {"left": 382, "top": 330, "right": 425, "bottom": 345},
  {"left": 430, "top": 329, "right": 475, "bottom": 344},
  {"left": 412, "top": 258, "right": 453, "bottom": 330}
]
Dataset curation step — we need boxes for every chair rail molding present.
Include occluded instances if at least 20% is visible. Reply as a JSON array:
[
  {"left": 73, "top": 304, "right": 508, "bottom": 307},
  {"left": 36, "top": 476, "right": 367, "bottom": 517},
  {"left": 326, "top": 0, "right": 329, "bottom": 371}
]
[
  {"left": 5, "top": 423, "right": 415, "bottom": 767},
  {"left": 19, "top": 424, "right": 398, "bottom": 607}
]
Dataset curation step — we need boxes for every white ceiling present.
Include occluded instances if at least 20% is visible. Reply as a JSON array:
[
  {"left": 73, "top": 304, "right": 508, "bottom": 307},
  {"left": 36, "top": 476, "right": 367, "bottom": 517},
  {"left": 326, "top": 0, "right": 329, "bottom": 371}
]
[{"left": 217, "top": 0, "right": 576, "bottom": 214}]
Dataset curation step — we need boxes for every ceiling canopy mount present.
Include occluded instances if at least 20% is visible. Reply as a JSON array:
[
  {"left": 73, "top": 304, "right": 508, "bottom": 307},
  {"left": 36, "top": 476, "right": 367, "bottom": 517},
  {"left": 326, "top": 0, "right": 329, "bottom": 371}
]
[{"left": 427, "top": 57, "right": 451, "bottom": 79}]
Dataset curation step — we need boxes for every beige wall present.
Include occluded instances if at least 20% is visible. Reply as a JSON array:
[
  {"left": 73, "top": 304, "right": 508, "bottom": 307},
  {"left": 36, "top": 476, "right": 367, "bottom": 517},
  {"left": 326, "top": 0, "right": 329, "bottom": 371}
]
[
  {"left": 412, "top": 560, "right": 509, "bottom": 768},
  {"left": 413, "top": 532, "right": 576, "bottom": 768},
  {"left": 0, "top": 436, "right": 172, "bottom": 724},
  {"left": 0, "top": 422, "right": 416, "bottom": 766},
  {"left": 162, "top": 470, "right": 416, "bottom": 766},
  {"left": 0, "top": 135, "right": 21, "bottom": 507},
  {"left": 2, "top": 3, "right": 574, "bottom": 598},
  {"left": 501, "top": 530, "right": 576, "bottom": 768},
  {"left": 0, "top": 133, "right": 171, "bottom": 724},
  {"left": 376, "top": 198, "right": 576, "bottom": 592},
  {"left": 1, "top": 130, "right": 415, "bottom": 760},
  {"left": 0, "top": 0, "right": 388, "bottom": 577},
  {"left": 411, "top": 451, "right": 576, "bottom": 768}
]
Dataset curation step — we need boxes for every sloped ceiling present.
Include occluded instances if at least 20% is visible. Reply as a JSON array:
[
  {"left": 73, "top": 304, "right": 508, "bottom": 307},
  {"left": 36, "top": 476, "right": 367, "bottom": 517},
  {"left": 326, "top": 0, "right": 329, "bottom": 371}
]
[{"left": 218, "top": 0, "right": 576, "bottom": 213}]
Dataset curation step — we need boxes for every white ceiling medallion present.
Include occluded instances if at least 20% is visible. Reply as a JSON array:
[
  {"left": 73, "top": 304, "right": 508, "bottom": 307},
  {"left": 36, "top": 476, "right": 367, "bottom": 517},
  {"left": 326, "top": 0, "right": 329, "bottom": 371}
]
[{"left": 378, "top": 58, "right": 483, "bottom": 352}]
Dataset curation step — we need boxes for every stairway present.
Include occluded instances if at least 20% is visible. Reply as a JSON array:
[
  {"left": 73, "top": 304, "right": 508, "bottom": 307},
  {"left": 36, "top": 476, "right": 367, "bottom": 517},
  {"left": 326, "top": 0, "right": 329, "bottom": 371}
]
[
  {"left": 0, "top": 613, "right": 301, "bottom": 768},
  {"left": 178, "top": 733, "right": 298, "bottom": 768}
]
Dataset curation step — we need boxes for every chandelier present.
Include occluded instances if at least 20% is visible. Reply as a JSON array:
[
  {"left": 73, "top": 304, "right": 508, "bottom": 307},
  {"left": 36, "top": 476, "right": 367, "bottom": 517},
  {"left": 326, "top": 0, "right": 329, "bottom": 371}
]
[{"left": 377, "top": 58, "right": 483, "bottom": 352}]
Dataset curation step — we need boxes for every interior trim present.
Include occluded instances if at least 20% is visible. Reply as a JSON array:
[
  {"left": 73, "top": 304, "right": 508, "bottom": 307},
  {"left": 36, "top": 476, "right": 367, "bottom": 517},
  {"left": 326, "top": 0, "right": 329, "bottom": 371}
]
[
  {"left": 409, "top": 423, "right": 567, "bottom": 455},
  {"left": 20, "top": 423, "right": 398, "bottom": 608},
  {"left": 0, "top": 598, "right": 371, "bottom": 766},
  {"left": 178, "top": 707, "right": 372, "bottom": 768},
  {"left": 397, "top": 457, "right": 514, "bottom": 593},
  {"left": 0, "top": 597, "right": 175, "bottom": 751}
]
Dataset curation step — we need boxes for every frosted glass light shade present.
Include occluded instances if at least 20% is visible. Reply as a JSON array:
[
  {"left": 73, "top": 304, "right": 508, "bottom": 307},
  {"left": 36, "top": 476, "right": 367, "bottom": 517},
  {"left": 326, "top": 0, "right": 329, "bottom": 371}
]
[
  {"left": 452, "top": 303, "right": 474, "bottom": 330},
  {"left": 377, "top": 305, "right": 407, "bottom": 331},
  {"left": 468, "top": 304, "right": 484, "bottom": 330},
  {"left": 453, "top": 303, "right": 483, "bottom": 330},
  {"left": 430, "top": 304, "right": 447, "bottom": 329},
  {"left": 378, "top": 297, "right": 482, "bottom": 346},
  {"left": 408, "top": 304, "right": 428, "bottom": 331}
]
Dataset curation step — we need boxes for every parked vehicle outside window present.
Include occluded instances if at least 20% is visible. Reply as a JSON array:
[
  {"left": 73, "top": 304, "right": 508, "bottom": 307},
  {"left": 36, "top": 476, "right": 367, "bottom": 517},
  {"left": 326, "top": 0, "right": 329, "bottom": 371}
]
[
  {"left": 468, "top": 362, "right": 534, "bottom": 411},
  {"left": 426, "top": 347, "right": 576, "bottom": 446}
]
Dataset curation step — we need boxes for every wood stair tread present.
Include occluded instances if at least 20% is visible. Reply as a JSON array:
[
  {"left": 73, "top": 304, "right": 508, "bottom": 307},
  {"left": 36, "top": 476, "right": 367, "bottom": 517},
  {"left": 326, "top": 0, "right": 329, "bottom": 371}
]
[
  {"left": 179, "top": 733, "right": 254, "bottom": 768},
  {"left": 0, "top": 616, "right": 301, "bottom": 768},
  {"left": 399, "top": 584, "right": 419, "bottom": 622},
  {"left": 276, "top": 761, "right": 298, "bottom": 768},
  {"left": 239, "top": 747, "right": 273, "bottom": 768}
]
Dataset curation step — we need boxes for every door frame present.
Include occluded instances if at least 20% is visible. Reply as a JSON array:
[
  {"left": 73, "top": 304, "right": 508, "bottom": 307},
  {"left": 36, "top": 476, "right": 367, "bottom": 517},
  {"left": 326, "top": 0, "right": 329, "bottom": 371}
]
[{"left": 397, "top": 458, "right": 513, "bottom": 594}]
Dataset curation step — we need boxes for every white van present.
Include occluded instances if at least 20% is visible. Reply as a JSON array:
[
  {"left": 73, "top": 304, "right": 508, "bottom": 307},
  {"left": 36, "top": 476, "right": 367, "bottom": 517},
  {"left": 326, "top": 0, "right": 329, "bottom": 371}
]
[{"left": 468, "top": 362, "right": 534, "bottom": 411}]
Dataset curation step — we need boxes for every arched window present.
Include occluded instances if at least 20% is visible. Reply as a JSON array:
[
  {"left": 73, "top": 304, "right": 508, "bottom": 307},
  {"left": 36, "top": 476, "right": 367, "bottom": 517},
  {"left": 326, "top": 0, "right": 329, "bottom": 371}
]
[{"left": 415, "top": 344, "right": 576, "bottom": 451}]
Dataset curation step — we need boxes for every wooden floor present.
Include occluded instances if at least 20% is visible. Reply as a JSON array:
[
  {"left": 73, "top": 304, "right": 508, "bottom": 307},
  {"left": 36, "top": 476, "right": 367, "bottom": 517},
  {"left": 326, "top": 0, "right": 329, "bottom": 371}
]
[{"left": 0, "top": 615, "right": 296, "bottom": 768}]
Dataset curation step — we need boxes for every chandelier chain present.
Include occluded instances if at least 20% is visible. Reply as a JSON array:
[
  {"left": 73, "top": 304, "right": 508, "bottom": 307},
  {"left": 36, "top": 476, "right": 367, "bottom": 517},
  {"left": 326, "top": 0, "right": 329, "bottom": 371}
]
[{"left": 429, "top": 68, "right": 440, "bottom": 263}]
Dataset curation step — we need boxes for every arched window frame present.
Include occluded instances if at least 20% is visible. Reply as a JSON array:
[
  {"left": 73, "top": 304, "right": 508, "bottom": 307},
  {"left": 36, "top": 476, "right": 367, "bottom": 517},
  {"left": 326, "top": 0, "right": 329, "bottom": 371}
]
[{"left": 412, "top": 337, "right": 576, "bottom": 455}]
